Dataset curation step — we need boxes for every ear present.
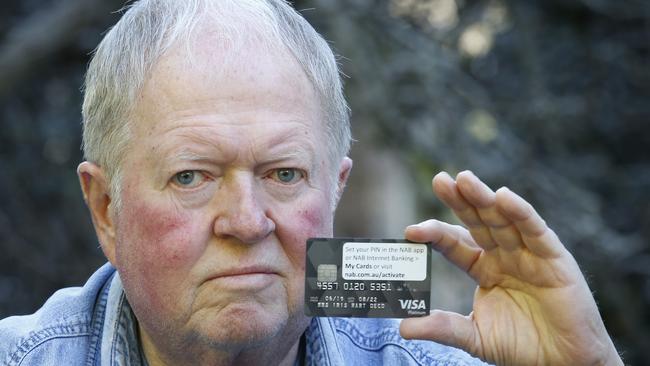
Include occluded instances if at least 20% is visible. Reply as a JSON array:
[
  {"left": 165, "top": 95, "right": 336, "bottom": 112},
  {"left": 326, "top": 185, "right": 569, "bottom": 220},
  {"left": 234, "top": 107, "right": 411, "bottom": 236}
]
[
  {"left": 332, "top": 157, "right": 353, "bottom": 210},
  {"left": 77, "top": 161, "right": 117, "bottom": 265}
]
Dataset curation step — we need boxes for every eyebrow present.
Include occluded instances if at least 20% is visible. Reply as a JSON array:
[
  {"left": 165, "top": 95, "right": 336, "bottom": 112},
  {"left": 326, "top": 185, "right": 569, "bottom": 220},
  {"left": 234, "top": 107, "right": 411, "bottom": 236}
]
[
  {"left": 172, "top": 149, "right": 213, "bottom": 162},
  {"left": 155, "top": 123, "right": 320, "bottom": 167},
  {"left": 158, "top": 140, "right": 317, "bottom": 169},
  {"left": 258, "top": 136, "right": 318, "bottom": 163}
]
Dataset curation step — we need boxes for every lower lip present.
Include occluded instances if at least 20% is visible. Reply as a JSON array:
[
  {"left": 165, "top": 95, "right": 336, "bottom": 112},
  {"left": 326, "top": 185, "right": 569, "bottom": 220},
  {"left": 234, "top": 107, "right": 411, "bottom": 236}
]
[{"left": 210, "top": 273, "right": 277, "bottom": 289}]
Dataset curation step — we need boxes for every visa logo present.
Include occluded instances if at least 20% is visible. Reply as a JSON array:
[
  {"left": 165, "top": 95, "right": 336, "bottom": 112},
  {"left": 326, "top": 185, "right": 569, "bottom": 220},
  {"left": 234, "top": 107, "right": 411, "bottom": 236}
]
[{"left": 398, "top": 299, "right": 426, "bottom": 310}]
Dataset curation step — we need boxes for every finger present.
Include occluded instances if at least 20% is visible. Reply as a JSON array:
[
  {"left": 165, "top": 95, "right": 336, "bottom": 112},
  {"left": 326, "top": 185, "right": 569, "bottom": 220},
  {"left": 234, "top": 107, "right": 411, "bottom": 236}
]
[
  {"left": 405, "top": 220, "right": 482, "bottom": 274},
  {"left": 400, "top": 310, "right": 480, "bottom": 358},
  {"left": 432, "top": 172, "right": 498, "bottom": 251},
  {"left": 495, "top": 187, "right": 565, "bottom": 258},
  {"left": 456, "top": 171, "right": 524, "bottom": 252}
]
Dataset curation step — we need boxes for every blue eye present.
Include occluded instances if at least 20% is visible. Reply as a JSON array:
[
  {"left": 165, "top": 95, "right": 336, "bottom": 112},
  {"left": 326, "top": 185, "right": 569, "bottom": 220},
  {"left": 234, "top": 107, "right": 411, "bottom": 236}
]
[
  {"left": 173, "top": 170, "right": 202, "bottom": 188},
  {"left": 272, "top": 168, "right": 303, "bottom": 184}
]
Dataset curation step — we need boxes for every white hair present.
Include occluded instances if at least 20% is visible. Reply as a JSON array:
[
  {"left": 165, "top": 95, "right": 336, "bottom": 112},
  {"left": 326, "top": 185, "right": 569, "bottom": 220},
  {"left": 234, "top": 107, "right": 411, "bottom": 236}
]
[{"left": 82, "top": 0, "right": 351, "bottom": 207}]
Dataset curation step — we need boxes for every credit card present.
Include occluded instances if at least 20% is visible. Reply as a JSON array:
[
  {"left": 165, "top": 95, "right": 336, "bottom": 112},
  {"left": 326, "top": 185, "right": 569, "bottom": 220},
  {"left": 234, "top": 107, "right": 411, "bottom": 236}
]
[{"left": 304, "top": 238, "right": 431, "bottom": 318}]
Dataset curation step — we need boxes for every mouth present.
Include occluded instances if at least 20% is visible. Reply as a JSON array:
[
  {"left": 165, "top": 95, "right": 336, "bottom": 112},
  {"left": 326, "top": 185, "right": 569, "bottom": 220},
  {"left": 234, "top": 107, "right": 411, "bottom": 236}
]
[{"left": 206, "top": 266, "right": 280, "bottom": 289}]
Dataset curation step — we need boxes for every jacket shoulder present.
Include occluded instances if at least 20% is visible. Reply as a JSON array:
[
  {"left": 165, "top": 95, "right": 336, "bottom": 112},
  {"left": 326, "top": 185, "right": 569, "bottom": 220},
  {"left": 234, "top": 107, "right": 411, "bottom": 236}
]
[{"left": 0, "top": 263, "right": 115, "bottom": 365}]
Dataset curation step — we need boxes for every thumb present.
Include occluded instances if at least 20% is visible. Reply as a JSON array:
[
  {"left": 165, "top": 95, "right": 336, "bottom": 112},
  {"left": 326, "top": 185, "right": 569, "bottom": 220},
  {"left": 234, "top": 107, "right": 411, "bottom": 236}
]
[{"left": 400, "top": 310, "right": 479, "bottom": 355}]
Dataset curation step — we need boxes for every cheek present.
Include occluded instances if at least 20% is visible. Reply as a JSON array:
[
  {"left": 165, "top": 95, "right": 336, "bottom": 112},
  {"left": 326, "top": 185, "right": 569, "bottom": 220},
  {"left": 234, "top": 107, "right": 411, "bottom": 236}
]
[
  {"left": 117, "top": 200, "right": 200, "bottom": 268},
  {"left": 297, "top": 206, "right": 331, "bottom": 235},
  {"left": 114, "top": 193, "right": 209, "bottom": 310},
  {"left": 274, "top": 194, "right": 334, "bottom": 269}
]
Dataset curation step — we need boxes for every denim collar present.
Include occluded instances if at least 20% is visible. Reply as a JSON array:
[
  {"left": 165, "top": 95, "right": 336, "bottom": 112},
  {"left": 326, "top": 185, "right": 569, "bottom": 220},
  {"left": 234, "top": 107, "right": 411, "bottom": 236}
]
[{"left": 98, "top": 272, "right": 147, "bottom": 366}]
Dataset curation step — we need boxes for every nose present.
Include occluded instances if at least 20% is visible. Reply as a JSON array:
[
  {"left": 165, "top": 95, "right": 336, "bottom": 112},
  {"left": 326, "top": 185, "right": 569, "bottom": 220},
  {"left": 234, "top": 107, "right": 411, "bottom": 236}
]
[{"left": 212, "top": 172, "right": 275, "bottom": 244}]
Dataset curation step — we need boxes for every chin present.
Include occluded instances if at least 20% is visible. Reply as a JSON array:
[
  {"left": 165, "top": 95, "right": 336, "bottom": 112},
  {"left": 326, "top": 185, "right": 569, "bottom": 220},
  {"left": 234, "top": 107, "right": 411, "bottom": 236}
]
[{"left": 196, "top": 301, "right": 290, "bottom": 348}]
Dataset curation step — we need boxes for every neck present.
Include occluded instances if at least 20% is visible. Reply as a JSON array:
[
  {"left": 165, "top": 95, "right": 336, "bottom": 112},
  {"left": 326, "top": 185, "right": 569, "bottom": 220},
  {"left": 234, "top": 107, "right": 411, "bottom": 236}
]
[{"left": 139, "top": 322, "right": 307, "bottom": 366}]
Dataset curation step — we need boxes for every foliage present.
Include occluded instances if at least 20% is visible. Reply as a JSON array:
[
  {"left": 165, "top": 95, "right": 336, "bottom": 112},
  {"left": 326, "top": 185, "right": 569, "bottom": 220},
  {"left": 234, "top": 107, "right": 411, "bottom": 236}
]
[{"left": 0, "top": 0, "right": 648, "bottom": 363}]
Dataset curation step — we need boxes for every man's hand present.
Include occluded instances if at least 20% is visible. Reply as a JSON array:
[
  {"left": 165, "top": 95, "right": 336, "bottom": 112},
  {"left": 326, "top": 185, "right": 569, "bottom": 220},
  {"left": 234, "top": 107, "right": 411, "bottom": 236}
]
[{"left": 399, "top": 171, "right": 622, "bottom": 366}]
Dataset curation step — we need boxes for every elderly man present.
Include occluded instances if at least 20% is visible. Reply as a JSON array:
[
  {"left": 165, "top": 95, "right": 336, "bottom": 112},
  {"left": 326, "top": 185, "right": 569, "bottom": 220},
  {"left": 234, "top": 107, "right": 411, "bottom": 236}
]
[{"left": 0, "top": 0, "right": 622, "bottom": 365}]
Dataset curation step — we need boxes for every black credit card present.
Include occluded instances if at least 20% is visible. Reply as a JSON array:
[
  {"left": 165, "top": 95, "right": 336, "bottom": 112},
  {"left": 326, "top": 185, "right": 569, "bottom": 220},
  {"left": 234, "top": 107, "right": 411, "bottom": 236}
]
[{"left": 304, "top": 238, "right": 431, "bottom": 318}]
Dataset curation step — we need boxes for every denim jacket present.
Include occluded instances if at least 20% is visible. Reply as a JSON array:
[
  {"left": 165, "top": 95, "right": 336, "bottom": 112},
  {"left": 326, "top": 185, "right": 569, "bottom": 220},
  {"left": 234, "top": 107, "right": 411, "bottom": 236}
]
[{"left": 0, "top": 263, "right": 488, "bottom": 365}]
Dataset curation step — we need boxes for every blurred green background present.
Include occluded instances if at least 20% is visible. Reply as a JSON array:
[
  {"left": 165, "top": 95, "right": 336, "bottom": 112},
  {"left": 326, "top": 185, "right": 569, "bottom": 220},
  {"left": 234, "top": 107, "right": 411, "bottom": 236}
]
[{"left": 1, "top": 0, "right": 648, "bottom": 363}]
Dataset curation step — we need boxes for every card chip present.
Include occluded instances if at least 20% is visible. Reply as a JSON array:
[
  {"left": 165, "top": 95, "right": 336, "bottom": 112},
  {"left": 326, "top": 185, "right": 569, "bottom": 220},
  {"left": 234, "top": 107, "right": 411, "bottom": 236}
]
[{"left": 317, "top": 264, "right": 337, "bottom": 282}]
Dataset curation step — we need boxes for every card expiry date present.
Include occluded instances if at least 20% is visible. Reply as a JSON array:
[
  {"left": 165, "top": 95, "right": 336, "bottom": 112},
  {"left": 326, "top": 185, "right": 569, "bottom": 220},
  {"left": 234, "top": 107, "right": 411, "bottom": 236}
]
[{"left": 304, "top": 238, "right": 431, "bottom": 318}]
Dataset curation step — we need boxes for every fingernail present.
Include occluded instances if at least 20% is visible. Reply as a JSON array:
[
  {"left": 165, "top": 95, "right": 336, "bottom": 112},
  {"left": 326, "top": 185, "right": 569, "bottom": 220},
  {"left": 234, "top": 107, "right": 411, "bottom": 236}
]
[{"left": 458, "top": 170, "right": 475, "bottom": 179}]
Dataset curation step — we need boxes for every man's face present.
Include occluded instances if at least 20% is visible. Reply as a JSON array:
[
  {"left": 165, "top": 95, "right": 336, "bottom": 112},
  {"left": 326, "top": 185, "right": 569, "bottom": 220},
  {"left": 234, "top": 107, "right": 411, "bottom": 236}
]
[{"left": 108, "top": 36, "right": 347, "bottom": 351}]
